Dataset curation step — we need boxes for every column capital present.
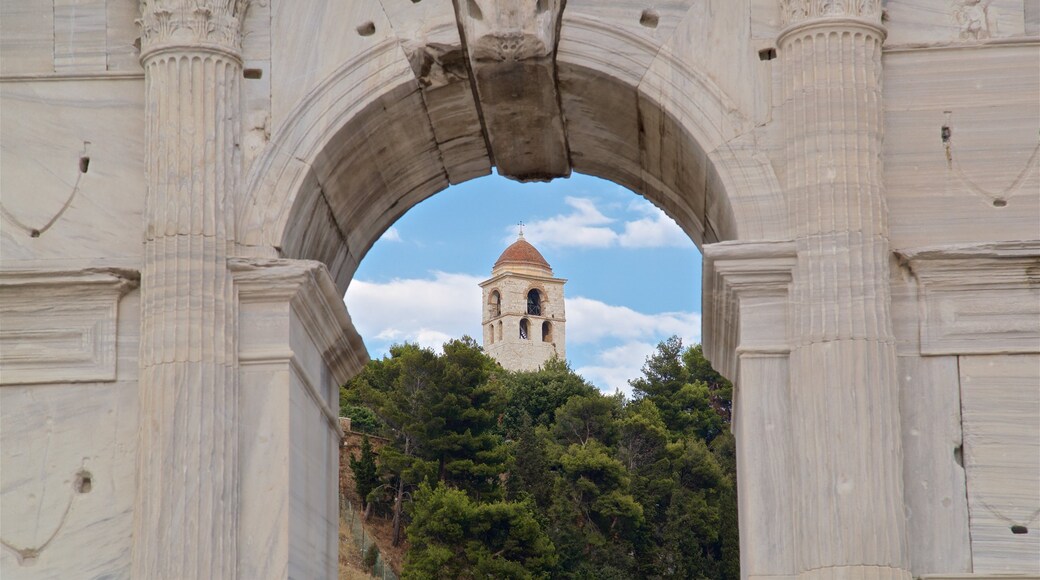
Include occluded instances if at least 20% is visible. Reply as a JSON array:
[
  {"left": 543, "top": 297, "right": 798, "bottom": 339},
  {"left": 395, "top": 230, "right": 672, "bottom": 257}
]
[
  {"left": 778, "top": 0, "right": 884, "bottom": 42},
  {"left": 137, "top": 0, "right": 254, "bottom": 61},
  {"left": 780, "top": 0, "right": 882, "bottom": 25}
]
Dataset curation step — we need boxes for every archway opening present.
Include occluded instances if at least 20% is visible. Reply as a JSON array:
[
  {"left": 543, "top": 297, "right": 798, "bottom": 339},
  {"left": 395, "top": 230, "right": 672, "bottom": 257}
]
[
  {"left": 335, "top": 171, "right": 738, "bottom": 577},
  {"left": 237, "top": 32, "right": 782, "bottom": 578}
]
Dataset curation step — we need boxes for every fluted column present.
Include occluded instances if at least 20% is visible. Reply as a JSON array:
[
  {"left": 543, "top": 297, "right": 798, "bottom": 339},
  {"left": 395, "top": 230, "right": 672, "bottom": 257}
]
[
  {"left": 779, "top": 1, "right": 911, "bottom": 578},
  {"left": 133, "top": 2, "right": 247, "bottom": 577}
]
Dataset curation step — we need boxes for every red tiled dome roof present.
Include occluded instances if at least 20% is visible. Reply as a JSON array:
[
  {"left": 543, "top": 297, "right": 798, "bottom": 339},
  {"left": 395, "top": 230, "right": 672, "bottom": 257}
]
[{"left": 494, "top": 237, "right": 552, "bottom": 273}]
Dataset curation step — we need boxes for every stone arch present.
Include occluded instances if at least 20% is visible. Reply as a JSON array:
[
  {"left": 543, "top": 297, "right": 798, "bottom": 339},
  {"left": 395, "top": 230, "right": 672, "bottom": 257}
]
[
  {"left": 489, "top": 289, "right": 501, "bottom": 318},
  {"left": 526, "top": 287, "right": 543, "bottom": 316},
  {"left": 236, "top": 13, "right": 786, "bottom": 294}
]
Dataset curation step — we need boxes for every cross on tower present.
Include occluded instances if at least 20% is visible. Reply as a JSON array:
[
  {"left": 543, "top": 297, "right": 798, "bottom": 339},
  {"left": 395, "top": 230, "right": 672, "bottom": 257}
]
[{"left": 518, "top": 221, "right": 525, "bottom": 238}]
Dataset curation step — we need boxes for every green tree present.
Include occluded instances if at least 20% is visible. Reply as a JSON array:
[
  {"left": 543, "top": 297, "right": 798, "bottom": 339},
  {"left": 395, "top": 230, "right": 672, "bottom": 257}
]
[
  {"left": 345, "top": 343, "right": 442, "bottom": 545},
  {"left": 684, "top": 343, "right": 734, "bottom": 423},
  {"left": 501, "top": 356, "right": 598, "bottom": 434},
  {"left": 340, "top": 401, "right": 382, "bottom": 433},
  {"left": 616, "top": 399, "right": 673, "bottom": 538},
  {"left": 343, "top": 338, "right": 509, "bottom": 543},
  {"left": 548, "top": 440, "right": 644, "bottom": 577},
  {"left": 349, "top": 435, "right": 379, "bottom": 511},
  {"left": 551, "top": 393, "right": 621, "bottom": 448},
  {"left": 656, "top": 438, "right": 732, "bottom": 579},
  {"left": 505, "top": 412, "right": 554, "bottom": 509},
  {"left": 630, "top": 337, "right": 725, "bottom": 442},
  {"left": 403, "top": 482, "right": 557, "bottom": 580},
  {"left": 425, "top": 337, "right": 508, "bottom": 500}
]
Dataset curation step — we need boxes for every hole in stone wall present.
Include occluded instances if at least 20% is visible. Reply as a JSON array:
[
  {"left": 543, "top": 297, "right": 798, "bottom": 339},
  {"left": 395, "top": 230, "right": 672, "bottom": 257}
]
[
  {"left": 1012, "top": 525, "right": 1029, "bottom": 534},
  {"left": 243, "top": 68, "right": 263, "bottom": 79},
  {"left": 941, "top": 125, "right": 952, "bottom": 144},
  {"left": 639, "top": 9, "right": 659, "bottom": 28},
  {"left": 993, "top": 199, "right": 1007, "bottom": 207},
  {"left": 79, "top": 156, "right": 90, "bottom": 173},
  {"left": 953, "top": 445, "right": 963, "bottom": 468},
  {"left": 468, "top": 0, "right": 484, "bottom": 21},
  {"left": 17, "top": 549, "right": 38, "bottom": 566},
  {"left": 30, "top": 229, "right": 40, "bottom": 238},
  {"left": 537, "top": 0, "right": 549, "bottom": 14},
  {"left": 356, "top": 22, "right": 376, "bottom": 36},
  {"left": 758, "top": 48, "right": 777, "bottom": 61},
  {"left": 75, "top": 470, "right": 93, "bottom": 493}
]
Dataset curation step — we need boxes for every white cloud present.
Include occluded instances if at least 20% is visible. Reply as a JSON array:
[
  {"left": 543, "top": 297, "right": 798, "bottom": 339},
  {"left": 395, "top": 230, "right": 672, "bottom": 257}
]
[
  {"left": 566, "top": 297, "right": 700, "bottom": 345},
  {"left": 577, "top": 341, "right": 658, "bottom": 397},
  {"left": 381, "top": 227, "right": 402, "bottom": 242},
  {"left": 618, "top": 212, "right": 688, "bottom": 248},
  {"left": 345, "top": 271, "right": 484, "bottom": 352},
  {"left": 514, "top": 196, "right": 691, "bottom": 250},
  {"left": 515, "top": 196, "right": 618, "bottom": 248}
]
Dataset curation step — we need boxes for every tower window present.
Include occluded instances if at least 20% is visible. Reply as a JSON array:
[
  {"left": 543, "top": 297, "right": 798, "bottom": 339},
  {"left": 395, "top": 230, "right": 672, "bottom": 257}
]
[
  {"left": 497, "top": 321, "right": 502, "bottom": 341},
  {"left": 520, "top": 318, "right": 529, "bottom": 340},
  {"left": 490, "top": 290, "right": 501, "bottom": 317},
  {"left": 527, "top": 289, "right": 541, "bottom": 316},
  {"left": 542, "top": 321, "right": 552, "bottom": 342},
  {"left": 488, "top": 324, "right": 494, "bottom": 344}
]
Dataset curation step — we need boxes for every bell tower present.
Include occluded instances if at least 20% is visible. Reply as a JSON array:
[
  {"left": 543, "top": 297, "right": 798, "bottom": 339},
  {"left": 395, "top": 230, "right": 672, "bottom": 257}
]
[{"left": 480, "top": 232, "right": 566, "bottom": 371}]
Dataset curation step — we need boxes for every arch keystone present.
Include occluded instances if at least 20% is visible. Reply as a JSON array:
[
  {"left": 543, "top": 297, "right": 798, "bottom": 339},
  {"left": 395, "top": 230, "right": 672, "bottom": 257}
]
[{"left": 456, "top": 0, "right": 571, "bottom": 181}]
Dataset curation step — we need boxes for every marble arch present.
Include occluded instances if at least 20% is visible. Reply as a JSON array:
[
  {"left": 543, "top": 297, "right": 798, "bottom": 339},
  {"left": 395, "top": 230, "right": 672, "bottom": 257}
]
[
  {"left": 235, "top": 16, "right": 786, "bottom": 291},
  {"left": 1, "top": 1, "right": 1038, "bottom": 580}
]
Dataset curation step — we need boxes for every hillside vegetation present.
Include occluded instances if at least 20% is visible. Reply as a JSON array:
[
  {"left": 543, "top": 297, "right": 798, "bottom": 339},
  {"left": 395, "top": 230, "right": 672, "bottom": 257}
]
[{"left": 341, "top": 336, "right": 738, "bottom": 579}]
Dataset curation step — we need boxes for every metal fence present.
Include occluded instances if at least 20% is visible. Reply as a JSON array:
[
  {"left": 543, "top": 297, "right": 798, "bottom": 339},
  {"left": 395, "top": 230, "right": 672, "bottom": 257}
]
[{"left": 340, "top": 495, "right": 399, "bottom": 580}]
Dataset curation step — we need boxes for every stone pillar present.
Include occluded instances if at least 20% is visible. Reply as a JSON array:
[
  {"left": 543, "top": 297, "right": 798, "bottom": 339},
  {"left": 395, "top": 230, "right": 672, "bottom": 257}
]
[
  {"left": 778, "top": 1, "right": 911, "bottom": 578},
  {"left": 133, "top": 2, "right": 246, "bottom": 577},
  {"left": 703, "top": 241, "right": 798, "bottom": 580}
]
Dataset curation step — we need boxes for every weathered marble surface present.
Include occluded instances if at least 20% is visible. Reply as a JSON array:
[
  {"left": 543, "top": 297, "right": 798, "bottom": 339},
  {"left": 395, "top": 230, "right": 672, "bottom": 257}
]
[
  {"left": 233, "top": 258, "right": 365, "bottom": 580},
  {"left": 0, "top": 78, "right": 145, "bottom": 269},
  {"left": 2, "top": 1, "right": 1039, "bottom": 578},
  {"left": 884, "top": 44, "right": 1040, "bottom": 249},
  {"left": 959, "top": 355, "right": 1040, "bottom": 574},
  {"left": 0, "top": 290, "right": 140, "bottom": 580},
  {"left": 703, "top": 240, "right": 797, "bottom": 579}
]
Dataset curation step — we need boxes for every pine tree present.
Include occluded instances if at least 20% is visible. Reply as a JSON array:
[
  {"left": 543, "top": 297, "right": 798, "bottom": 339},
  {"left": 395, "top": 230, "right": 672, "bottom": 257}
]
[
  {"left": 350, "top": 435, "right": 379, "bottom": 510},
  {"left": 403, "top": 482, "right": 557, "bottom": 579}
]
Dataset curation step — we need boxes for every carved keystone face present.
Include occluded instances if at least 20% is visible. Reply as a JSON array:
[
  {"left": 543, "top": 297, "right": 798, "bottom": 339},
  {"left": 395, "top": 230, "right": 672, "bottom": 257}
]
[{"left": 458, "top": 0, "right": 560, "bottom": 62}]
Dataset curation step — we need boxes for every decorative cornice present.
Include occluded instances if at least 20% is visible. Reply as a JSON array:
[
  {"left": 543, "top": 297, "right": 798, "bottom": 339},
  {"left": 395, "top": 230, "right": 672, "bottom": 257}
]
[
  {"left": 896, "top": 241, "right": 1040, "bottom": 355},
  {"left": 0, "top": 268, "right": 140, "bottom": 386},
  {"left": 702, "top": 240, "right": 797, "bottom": 382},
  {"left": 779, "top": 0, "right": 882, "bottom": 27},
  {"left": 137, "top": 0, "right": 257, "bottom": 60},
  {"left": 229, "top": 257, "right": 369, "bottom": 384}
]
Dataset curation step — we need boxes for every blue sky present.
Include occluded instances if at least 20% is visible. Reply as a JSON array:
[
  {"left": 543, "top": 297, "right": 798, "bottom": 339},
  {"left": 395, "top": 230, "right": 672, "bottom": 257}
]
[{"left": 344, "top": 172, "right": 703, "bottom": 396}]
